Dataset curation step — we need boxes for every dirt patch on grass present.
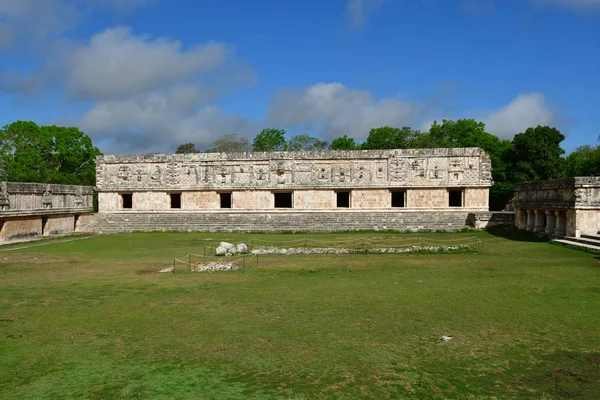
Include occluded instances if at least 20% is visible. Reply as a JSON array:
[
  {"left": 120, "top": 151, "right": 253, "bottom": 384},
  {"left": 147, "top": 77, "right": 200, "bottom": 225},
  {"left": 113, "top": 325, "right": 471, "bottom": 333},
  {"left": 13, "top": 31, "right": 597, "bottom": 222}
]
[
  {"left": 136, "top": 268, "right": 158, "bottom": 275},
  {"left": 0, "top": 253, "right": 78, "bottom": 265}
]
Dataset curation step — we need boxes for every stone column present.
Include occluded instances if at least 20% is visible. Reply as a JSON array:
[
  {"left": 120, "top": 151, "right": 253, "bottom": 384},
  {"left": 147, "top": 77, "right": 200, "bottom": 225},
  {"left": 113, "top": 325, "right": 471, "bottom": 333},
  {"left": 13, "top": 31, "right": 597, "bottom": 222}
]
[
  {"left": 519, "top": 209, "right": 527, "bottom": 230},
  {"left": 526, "top": 210, "right": 534, "bottom": 231},
  {"left": 534, "top": 210, "right": 545, "bottom": 232},
  {"left": 545, "top": 210, "right": 556, "bottom": 235},
  {"left": 554, "top": 211, "right": 566, "bottom": 237}
]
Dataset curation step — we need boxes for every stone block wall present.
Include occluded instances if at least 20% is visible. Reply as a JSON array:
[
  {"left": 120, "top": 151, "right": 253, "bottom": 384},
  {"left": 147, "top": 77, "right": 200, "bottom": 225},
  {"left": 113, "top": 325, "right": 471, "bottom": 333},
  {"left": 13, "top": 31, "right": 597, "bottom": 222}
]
[
  {"left": 182, "top": 191, "right": 219, "bottom": 209},
  {"left": 0, "top": 182, "right": 94, "bottom": 241},
  {"left": 0, "top": 216, "right": 42, "bottom": 240},
  {"left": 295, "top": 190, "right": 334, "bottom": 208},
  {"left": 96, "top": 148, "right": 492, "bottom": 214},
  {"left": 232, "top": 191, "right": 272, "bottom": 209},
  {"left": 351, "top": 189, "right": 390, "bottom": 208},
  {"left": 409, "top": 188, "right": 447, "bottom": 208},
  {"left": 574, "top": 210, "right": 600, "bottom": 237},
  {"left": 92, "top": 210, "right": 473, "bottom": 234},
  {"left": 514, "top": 177, "right": 600, "bottom": 237},
  {"left": 465, "top": 188, "right": 489, "bottom": 209},
  {"left": 44, "top": 215, "right": 75, "bottom": 236},
  {"left": 466, "top": 212, "right": 515, "bottom": 229}
]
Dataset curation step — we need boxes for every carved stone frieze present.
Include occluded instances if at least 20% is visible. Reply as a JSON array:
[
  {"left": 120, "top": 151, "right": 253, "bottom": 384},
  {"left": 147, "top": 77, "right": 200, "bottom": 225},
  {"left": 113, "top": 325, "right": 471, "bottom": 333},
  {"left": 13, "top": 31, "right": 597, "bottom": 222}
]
[
  {"left": 95, "top": 148, "right": 492, "bottom": 191},
  {"left": 514, "top": 177, "right": 600, "bottom": 209}
]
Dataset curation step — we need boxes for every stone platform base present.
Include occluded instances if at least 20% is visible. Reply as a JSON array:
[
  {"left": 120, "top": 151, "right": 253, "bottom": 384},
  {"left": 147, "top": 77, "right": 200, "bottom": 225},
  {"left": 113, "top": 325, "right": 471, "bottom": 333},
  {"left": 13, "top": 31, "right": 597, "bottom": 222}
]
[
  {"left": 466, "top": 211, "right": 515, "bottom": 229},
  {"left": 89, "top": 210, "right": 477, "bottom": 234},
  {"left": 0, "top": 212, "right": 94, "bottom": 242}
]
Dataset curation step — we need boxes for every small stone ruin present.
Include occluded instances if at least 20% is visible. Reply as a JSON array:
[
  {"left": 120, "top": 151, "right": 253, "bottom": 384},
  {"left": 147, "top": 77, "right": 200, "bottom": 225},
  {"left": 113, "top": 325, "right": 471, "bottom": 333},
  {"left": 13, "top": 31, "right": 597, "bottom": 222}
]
[
  {"left": 193, "top": 261, "right": 239, "bottom": 272},
  {"left": 215, "top": 242, "right": 248, "bottom": 256}
]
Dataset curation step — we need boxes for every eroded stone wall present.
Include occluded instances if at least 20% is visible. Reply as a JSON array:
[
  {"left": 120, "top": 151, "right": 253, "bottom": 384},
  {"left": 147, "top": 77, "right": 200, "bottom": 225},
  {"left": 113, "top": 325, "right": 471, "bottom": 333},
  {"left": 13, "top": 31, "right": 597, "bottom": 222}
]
[
  {"left": 0, "top": 182, "right": 94, "bottom": 241},
  {"left": 92, "top": 210, "right": 473, "bottom": 234},
  {"left": 0, "top": 216, "right": 42, "bottom": 240},
  {"left": 44, "top": 215, "right": 75, "bottom": 236},
  {"left": 514, "top": 177, "right": 600, "bottom": 210},
  {"left": 97, "top": 148, "right": 492, "bottom": 191},
  {"left": 96, "top": 148, "right": 492, "bottom": 213},
  {"left": 514, "top": 177, "right": 600, "bottom": 237}
]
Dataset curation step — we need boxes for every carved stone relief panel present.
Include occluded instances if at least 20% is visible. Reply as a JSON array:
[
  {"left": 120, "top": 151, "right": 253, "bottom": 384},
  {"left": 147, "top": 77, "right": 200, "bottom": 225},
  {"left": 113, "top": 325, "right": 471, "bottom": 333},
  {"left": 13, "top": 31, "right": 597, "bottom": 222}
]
[
  {"left": 253, "top": 164, "right": 270, "bottom": 185},
  {"left": 574, "top": 187, "right": 592, "bottom": 206},
  {"left": 375, "top": 163, "right": 386, "bottom": 181},
  {"left": 215, "top": 164, "right": 233, "bottom": 184},
  {"left": 407, "top": 158, "right": 427, "bottom": 185},
  {"left": 333, "top": 164, "right": 352, "bottom": 184},
  {"left": 447, "top": 157, "right": 464, "bottom": 183},
  {"left": 480, "top": 160, "right": 492, "bottom": 182},
  {"left": 462, "top": 157, "right": 479, "bottom": 182},
  {"left": 117, "top": 166, "right": 131, "bottom": 184},
  {"left": 316, "top": 164, "right": 332, "bottom": 182},
  {"left": 201, "top": 165, "right": 214, "bottom": 184},
  {"left": 149, "top": 165, "right": 164, "bottom": 187},
  {"left": 232, "top": 164, "right": 252, "bottom": 185},
  {"left": 271, "top": 160, "right": 293, "bottom": 185},
  {"left": 165, "top": 162, "right": 181, "bottom": 186},
  {"left": 292, "top": 163, "right": 313, "bottom": 184},
  {"left": 353, "top": 163, "right": 372, "bottom": 183},
  {"left": 388, "top": 157, "right": 408, "bottom": 182},
  {"left": 428, "top": 158, "right": 446, "bottom": 181},
  {"left": 96, "top": 166, "right": 105, "bottom": 187},
  {"left": 180, "top": 164, "right": 199, "bottom": 186}
]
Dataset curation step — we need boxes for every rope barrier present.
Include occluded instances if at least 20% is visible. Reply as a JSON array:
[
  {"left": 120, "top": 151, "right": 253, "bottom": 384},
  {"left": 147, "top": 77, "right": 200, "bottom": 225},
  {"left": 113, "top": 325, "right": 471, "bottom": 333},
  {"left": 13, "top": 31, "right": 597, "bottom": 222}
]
[{"left": 172, "top": 236, "right": 483, "bottom": 272}]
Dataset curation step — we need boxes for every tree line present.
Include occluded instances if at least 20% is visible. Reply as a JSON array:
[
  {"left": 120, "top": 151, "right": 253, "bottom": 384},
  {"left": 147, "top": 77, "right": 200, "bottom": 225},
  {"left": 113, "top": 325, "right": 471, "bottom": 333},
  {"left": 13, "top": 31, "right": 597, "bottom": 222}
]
[
  {"left": 0, "top": 120, "right": 597, "bottom": 211},
  {"left": 177, "top": 121, "right": 600, "bottom": 210},
  {"left": 0, "top": 121, "right": 101, "bottom": 187}
]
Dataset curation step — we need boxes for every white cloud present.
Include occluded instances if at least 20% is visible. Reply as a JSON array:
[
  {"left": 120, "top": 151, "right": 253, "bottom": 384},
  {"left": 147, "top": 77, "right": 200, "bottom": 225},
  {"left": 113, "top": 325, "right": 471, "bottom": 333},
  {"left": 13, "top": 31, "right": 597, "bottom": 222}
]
[
  {"left": 79, "top": 87, "right": 257, "bottom": 154},
  {"left": 346, "top": 0, "right": 386, "bottom": 27},
  {"left": 420, "top": 93, "right": 557, "bottom": 139},
  {"left": 268, "top": 82, "right": 423, "bottom": 140},
  {"left": 68, "top": 27, "right": 228, "bottom": 100},
  {"left": 483, "top": 93, "right": 556, "bottom": 138},
  {"left": 0, "top": 0, "right": 83, "bottom": 42}
]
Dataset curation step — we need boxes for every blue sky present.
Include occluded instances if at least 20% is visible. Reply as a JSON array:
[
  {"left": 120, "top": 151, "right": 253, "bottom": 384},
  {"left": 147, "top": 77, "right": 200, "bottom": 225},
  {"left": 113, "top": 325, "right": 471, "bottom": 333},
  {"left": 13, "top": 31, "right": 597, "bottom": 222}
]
[{"left": 0, "top": 0, "right": 598, "bottom": 154}]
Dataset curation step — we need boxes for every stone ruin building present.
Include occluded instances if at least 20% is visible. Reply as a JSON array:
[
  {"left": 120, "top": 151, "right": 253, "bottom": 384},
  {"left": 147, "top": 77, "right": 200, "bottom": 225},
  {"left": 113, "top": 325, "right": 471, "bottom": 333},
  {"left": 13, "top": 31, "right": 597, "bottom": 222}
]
[
  {"left": 2, "top": 146, "right": 598, "bottom": 242},
  {"left": 92, "top": 148, "right": 493, "bottom": 233},
  {"left": 0, "top": 181, "right": 94, "bottom": 241},
  {"left": 513, "top": 177, "right": 600, "bottom": 239}
]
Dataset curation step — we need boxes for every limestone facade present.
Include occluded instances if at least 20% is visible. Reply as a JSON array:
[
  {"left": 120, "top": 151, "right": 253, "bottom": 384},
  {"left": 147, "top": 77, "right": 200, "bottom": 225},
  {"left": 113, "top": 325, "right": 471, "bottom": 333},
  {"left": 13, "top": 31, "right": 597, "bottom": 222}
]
[
  {"left": 0, "top": 182, "right": 94, "bottom": 241},
  {"left": 513, "top": 177, "right": 600, "bottom": 237},
  {"left": 96, "top": 148, "right": 492, "bottom": 213}
]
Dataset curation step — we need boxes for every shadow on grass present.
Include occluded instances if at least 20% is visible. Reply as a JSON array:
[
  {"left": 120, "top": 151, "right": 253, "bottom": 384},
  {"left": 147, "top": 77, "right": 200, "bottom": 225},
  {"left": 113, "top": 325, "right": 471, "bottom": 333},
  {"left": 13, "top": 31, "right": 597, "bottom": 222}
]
[
  {"left": 485, "top": 225, "right": 551, "bottom": 243},
  {"left": 517, "top": 351, "right": 600, "bottom": 399}
]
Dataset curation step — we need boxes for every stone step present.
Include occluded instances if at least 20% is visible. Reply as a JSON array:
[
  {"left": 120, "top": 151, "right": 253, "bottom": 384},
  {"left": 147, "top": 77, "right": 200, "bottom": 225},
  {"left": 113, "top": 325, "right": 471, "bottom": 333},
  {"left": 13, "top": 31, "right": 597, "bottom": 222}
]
[
  {"left": 552, "top": 239, "right": 600, "bottom": 253},
  {"left": 565, "top": 235, "right": 600, "bottom": 247},
  {"left": 582, "top": 233, "right": 600, "bottom": 241},
  {"left": 87, "top": 211, "right": 474, "bottom": 234}
]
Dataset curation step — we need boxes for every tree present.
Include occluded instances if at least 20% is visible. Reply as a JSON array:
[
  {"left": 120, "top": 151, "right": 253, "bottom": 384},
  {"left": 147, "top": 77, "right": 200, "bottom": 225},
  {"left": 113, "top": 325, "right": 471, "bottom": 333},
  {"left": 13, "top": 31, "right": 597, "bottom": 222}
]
[
  {"left": 361, "top": 126, "right": 419, "bottom": 150},
  {"left": 330, "top": 135, "right": 359, "bottom": 150},
  {"left": 419, "top": 119, "right": 513, "bottom": 210},
  {"left": 287, "top": 134, "right": 328, "bottom": 152},
  {"left": 506, "top": 125, "right": 566, "bottom": 183},
  {"left": 205, "top": 134, "right": 251, "bottom": 153},
  {"left": 175, "top": 143, "right": 199, "bottom": 154},
  {"left": 426, "top": 119, "right": 509, "bottom": 151},
  {"left": 566, "top": 144, "right": 600, "bottom": 176},
  {"left": 252, "top": 128, "right": 287, "bottom": 152},
  {"left": 0, "top": 121, "right": 102, "bottom": 186}
]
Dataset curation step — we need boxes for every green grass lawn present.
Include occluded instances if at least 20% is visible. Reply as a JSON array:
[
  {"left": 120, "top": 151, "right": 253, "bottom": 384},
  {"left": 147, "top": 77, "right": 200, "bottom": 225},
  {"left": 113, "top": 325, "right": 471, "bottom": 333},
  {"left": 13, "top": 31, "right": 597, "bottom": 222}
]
[{"left": 0, "top": 228, "right": 599, "bottom": 399}]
